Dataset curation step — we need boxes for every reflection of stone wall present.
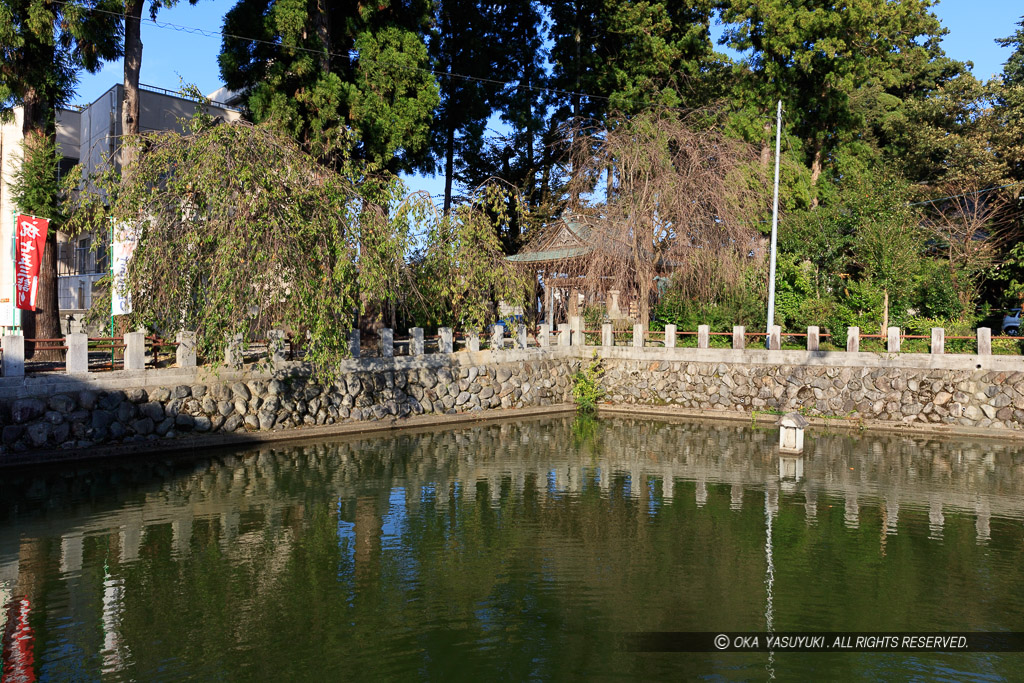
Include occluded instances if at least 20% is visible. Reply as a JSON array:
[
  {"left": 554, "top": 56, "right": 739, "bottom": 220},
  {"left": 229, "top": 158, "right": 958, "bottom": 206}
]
[
  {"left": 0, "top": 358, "right": 572, "bottom": 456},
  {"left": 4, "top": 416, "right": 1022, "bottom": 556},
  {"left": 600, "top": 359, "right": 1024, "bottom": 432}
]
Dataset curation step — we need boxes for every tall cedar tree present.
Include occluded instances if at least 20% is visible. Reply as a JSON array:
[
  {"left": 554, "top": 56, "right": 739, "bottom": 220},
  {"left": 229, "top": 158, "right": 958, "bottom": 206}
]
[
  {"left": 459, "top": 0, "right": 552, "bottom": 251},
  {"left": 218, "top": 0, "right": 438, "bottom": 174},
  {"left": 719, "top": 0, "right": 948, "bottom": 205},
  {"left": 994, "top": 18, "right": 1024, "bottom": 185},
  {"left": 0, "top": 0, "right": 121, "bottom": 358},
  {"left": 429, "top": 0, "right": 496, "bottom": 213}
]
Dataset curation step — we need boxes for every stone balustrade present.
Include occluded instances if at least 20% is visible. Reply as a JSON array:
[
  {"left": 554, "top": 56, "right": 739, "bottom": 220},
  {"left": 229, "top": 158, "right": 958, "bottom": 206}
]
[{"left": 0, "top": 325, "right": 1006, "bottom": 380}]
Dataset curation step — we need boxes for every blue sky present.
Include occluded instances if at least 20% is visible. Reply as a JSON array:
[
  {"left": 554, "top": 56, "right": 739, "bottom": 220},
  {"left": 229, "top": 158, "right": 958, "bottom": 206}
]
[{"left": 70, "top": 0, "right": 1024, "bottom": 198}]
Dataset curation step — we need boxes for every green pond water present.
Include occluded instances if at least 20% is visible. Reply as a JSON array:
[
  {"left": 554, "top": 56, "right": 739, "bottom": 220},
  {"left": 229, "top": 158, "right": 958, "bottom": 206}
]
[{"left": 2, "top": 415, "right": 1024, "bottom": 681}]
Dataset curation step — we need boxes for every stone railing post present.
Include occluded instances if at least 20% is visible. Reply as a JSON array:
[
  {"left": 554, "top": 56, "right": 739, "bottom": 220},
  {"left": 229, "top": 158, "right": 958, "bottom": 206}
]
[
  {"left": 847, "top": 327, "right": 860, "bottom": 353},
  {"left": 467, "top": 331, "right": 480, "bottom": 352},
  {"left": 977, "top": 327, "right": 991, "bottom": 355},
  {"left": 633, "top": 323, "right": 644, "bottom": 348},
  {"left": 558, "top": 323, "right": 571, "bottom": 347},
  {"left": 267, "top": 329, "right": 287, "bottom": 366},
  {"left": 225, "top": 334, "right": 243, "bottom": 368},
  {"left": 601, "top": 322, "right": 613, "bottom": 347},
  {"left": 349, "top": 329, "right": 360, "bottom": 358},
  {"left": 733, "top": 326, "right": 745, "bottom": 349},
  {"left": 697, "top": 325, "right": 710, "bottom": 349},
  {"left": 66, "top": 333, "right": 89, "bottom": 375},
  {"left": 2, "top": 335, "right": 25, "bottom": 377},
  {"left": 664, "top": 324, "right": 677, "bottom": 348},
  {"left": 570, "top": 315, "right": 583, "bottom": 346},
  {"left": 439, "top": 327, "right": 454, "bottom": 354},
  {"left": 490, "top": 324, "right": 505, "bottom": 351},
  {"left": 931, "top": 327, "right": 944, "bottom": 355},
  {"left": 768, "top": 325, "right": 781, "bottom": 351},
  {"left": 515, "top": 324, "right": 527, "bottom": 350},
  {"left": 410, "top": 327, "right": 424, "bottom": 356},
  {"left": 176, "top": 330, "right": 197, "bottom": 368},
  {"left": 807, "top": 326, "right": 820, "bottom": 352},
  {"left": 124, "top": 331, "right": 146, "bottom": 370},
  {"left": 538, "top": 324, "right": 551, "bottom": 348},
  {"left": 887, "top": 326, "right": 901, "bottom": 353},
  {"left": 380, "top": 328, "right": 394, "bottom": 358}
]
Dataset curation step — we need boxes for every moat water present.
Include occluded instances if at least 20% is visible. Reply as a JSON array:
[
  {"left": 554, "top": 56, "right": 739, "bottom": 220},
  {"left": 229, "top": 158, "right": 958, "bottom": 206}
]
[{"left": 2, "top": 415, "right": 1024, "bottom": 681}]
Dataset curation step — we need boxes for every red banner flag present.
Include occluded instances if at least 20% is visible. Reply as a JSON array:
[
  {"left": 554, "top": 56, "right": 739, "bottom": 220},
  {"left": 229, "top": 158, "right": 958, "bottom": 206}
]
[{"left": 14, "top": 214, "right": 48, "bottom": 312}]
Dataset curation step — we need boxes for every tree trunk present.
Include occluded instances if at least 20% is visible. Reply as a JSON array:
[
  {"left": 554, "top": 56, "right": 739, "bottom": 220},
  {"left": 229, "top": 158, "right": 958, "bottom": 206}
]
[
  {"left": 121, "top": 0, "right": 144, "bottom": 173},
  {"left": 20, "top": 81, "right": 63, "bottom": 361},
  {"left": 20, "top": 189, "right": 63, "bottom": 361},
  {"left": 314, "top": 0, "right": 331, "bottom": 73},
  {"left": 443, "top": 122, "right": 455, "bottom": 214},
  {"left": 809, "top": 143, "right": 823, "bottom": 208},
  {"left": 760, "top": 117, "right": 771, "bottom": 167}
]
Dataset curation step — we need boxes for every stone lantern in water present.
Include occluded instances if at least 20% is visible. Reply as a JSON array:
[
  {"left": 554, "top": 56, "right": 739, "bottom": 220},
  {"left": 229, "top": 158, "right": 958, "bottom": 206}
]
[{"left": 778, "top": 412, "right": 808, "bottom": 454}]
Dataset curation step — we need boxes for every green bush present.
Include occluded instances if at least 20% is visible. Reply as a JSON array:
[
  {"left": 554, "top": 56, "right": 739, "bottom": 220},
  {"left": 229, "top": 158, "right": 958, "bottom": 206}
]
[{"left": 571, "top": 353, "right": 606, "bottom": 413}]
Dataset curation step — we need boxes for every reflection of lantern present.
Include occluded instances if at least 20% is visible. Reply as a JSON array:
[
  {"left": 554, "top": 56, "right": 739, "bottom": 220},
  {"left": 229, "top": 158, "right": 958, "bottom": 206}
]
[
  {"left": 778, "top": 412, "right": 808, "bottom": 453},
  {"left": 778, "top": 454, "right": 804, "bottom": 482}
]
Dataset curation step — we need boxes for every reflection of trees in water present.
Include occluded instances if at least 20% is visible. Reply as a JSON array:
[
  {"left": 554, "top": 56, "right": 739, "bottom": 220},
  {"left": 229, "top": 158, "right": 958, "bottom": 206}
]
[{"left": 2, "top": 418, "right": 1024, "bottom": 678}]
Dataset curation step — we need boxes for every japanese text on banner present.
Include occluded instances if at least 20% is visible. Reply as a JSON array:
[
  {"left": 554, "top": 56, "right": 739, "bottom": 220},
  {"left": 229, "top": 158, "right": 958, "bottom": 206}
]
[{"left": 14, "top": 214, "right": 49, "bottom": 311}]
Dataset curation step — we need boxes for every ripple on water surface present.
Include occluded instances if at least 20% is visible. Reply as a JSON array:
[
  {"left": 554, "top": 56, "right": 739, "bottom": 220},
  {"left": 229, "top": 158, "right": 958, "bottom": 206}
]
[{"left": 2, "top": 415, "right": 1024, "bottom": 680}]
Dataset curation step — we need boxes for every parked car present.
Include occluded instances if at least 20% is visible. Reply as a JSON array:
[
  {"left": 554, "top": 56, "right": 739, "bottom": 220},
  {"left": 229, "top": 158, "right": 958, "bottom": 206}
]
[{"left": 1002, "top": 308, "right": 1021, "bottom": 336}]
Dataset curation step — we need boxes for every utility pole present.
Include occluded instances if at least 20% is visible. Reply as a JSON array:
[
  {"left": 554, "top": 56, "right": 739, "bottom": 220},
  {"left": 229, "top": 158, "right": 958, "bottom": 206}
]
[{"left": 766, "top": 100, "right": 783, "bottom": 346}]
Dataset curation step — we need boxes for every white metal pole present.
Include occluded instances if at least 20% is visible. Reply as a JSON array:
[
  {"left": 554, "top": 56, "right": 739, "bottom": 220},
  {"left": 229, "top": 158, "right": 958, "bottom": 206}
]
[{"left": 766, "top": 100, "right": 783, "bottom": 344}]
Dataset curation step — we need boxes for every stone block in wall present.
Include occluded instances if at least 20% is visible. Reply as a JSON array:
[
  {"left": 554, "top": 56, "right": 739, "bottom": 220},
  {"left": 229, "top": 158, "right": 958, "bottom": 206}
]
[
  {"left": 66, "top": 334, "right": 89, "bottom": 375},
  {"left": 887, "top": 327, "right": 901, "bottom": 353},
  {"left": 176, "top": 330, "right": 197, "bottom": 368},
  {"left": 490, "top": 324, "right": 504, "bottom": 351},
  {"left": 807, "top": 326, "right": 819, "bottom": 352},
  {"left": 847, "top": 327, "right": 859, "bottom": 353},
  {"left": 225, "top": 334, "right": 243, "bottom": 368},
  {"left": 2, "top": 335, "right": 24, "bottom": 377},
  {"left": 698, "top": 325, "right": 710, "bottom": 349},
  {"left": 665, "top": 324, "right": 676, "bottom": 348},
  {"left": 977, "top": 328, "right": 991, "bottom": 355},
  {"left": 733, "top": 326, "right": 745, "bottom": 350},
  {"left": 570, "top": 316, "right": 583, "bottom": 346},
  {"left": 769, "top": 325, "right": 781, "bottom": 351},
  {"left": 439, "top": 327, "right": 453, "bottom": 354},
  {"left": 410, "top": 328, "right": 424, "bottom": 355},
  {"left": 124, "top": 332, "right": 146, "bottom": 370},
  {"left": 931, "top": 328, "right": 944, "bottom": 355},
  {"left": 380, "top": 328, "right": 394, "bottom": 358},
  {"left": 349, "top": 330, "right": 360, "bottom": 358},
  {"left": 602, "top": 323, "right": 613, "bottom": 347},
  {"left": 558, "top": 323, "right": 571, "bottom": 347},
  {"left": 467, "top": 331, "right": 480, "bottom": 352},
  {"left": 633, "top": 324, "right": 644, "bottom": 348},
  {"left": 538, "top": 324, "right": 550, "bottom": 347}
]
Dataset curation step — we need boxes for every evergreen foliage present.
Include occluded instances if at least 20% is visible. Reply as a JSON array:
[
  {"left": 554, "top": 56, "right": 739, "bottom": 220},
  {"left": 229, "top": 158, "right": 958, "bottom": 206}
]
[{"left": 12, "top": 1, "right": 1023, "bottom": 353}]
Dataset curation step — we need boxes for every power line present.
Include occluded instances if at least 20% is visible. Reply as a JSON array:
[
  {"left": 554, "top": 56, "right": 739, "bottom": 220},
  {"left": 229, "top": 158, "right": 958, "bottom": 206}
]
[{"left": 51, "top": 0, "right": 676, "bottom": 112}]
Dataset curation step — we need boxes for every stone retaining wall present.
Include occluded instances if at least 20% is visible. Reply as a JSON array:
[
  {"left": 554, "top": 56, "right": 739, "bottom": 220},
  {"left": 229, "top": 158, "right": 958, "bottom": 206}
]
[
  {"left": 0, "top": 350, "right": 574, "bottom": 458},
  {"left": 593, "top": 347, "right": 1024, "bottom": 432},
  {"left": 5, "top": 343, "right": 1024, "bottom": 462}
]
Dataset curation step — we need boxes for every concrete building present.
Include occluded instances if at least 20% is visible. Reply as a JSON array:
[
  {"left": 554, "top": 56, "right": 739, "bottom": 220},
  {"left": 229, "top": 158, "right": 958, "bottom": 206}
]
[{"left": 0, "top": 83, "right": 242, "bottom": 332}]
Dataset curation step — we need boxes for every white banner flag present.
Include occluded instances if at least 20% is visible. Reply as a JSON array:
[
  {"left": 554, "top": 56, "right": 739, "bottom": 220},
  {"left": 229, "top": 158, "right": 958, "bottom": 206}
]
[{"left": 111, "top": 221, "right": 139, "bottom": 316}]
